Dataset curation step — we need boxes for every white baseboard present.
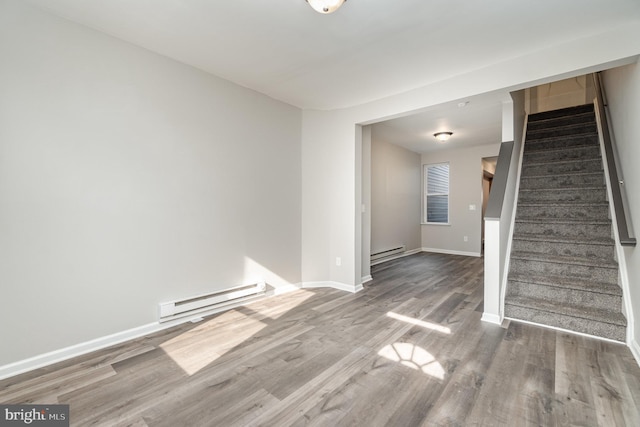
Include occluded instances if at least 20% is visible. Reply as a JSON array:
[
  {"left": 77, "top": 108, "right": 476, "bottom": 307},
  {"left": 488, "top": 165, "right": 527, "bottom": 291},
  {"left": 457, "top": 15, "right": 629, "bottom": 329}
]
[
  {"left": 302, "top": 281, "right": 363, "bottom": 294},
  {"left": 0, "top": 284, "right": 303, "bottom": 381},
  {"left": 361, "top": 275, "right": 373, "bottom": 284},
  {"left": 481, "top": 313, "right": 502, "bottom": 325},
  {"left": 630, "top": 338, "right": 640, "bottom": 368},
  {"left": 422, "top": 247, "right": 481, "bottom": 258},
  {"left": 370, "top": 248, "right": 422, "bottom": 266},
  {"left": 0, "top": 322, "right": 167, "bottom": 381}
]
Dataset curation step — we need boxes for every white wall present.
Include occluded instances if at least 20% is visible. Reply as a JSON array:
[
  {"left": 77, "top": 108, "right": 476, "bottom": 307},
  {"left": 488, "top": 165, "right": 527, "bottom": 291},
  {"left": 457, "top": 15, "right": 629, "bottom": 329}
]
[
  {"left": 0, "top": 1, "right": 302, "bottom": 366},
  {"left": 361, "top": 126, "right": 372, "bottom": 280},
  {"left": 602, "top": 62, "right": 640, "bottom": 354},
  {"left": 370, "top": 134, "right": 421, "bottom": 256},
  {"left": 421, "top": 144, "right": 500, "bottom": 256},
  {"left": 530, "top": 75, "right": 589, "bottom": 113}
]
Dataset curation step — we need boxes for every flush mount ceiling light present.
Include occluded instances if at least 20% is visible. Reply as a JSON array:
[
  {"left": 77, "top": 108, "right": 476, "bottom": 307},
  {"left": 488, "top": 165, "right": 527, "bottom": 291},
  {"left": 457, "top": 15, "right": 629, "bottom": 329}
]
[
  {"left": 306, "top": 0, "right": 346, "bottom": 14},
  {"left": 434, "top": 132, "right": 453, "bottom": 142}
]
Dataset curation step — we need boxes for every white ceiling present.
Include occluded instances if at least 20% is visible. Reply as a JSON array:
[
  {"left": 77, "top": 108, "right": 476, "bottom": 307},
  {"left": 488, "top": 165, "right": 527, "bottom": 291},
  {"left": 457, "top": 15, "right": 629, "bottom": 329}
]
[
  {"left": 372, "top": 92, "right": 506, "bottom": 153},
  {"left": 22, "top": 0, "right": 640, "bottom": 151},
  {"left": 24, "top": 0, "right": 640, "bottom": 111}
]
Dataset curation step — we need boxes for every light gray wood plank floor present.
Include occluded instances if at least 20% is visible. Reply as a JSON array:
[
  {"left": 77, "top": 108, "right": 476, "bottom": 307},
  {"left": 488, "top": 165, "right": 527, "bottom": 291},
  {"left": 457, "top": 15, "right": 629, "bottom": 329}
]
[{"left": 1, "top": 253, "right": 639, "bottom": 426}]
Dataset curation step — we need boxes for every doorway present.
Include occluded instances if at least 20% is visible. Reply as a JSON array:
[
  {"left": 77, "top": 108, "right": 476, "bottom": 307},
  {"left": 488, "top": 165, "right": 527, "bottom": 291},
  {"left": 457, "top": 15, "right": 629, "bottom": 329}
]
[{"left": 481, "top": 156, "right": 498, "bottom": 252}]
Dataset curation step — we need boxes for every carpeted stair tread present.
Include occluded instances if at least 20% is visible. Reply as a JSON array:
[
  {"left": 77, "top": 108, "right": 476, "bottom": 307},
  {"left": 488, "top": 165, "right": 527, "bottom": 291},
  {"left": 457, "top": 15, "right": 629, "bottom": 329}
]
[
  {"left": 524, "top": 137, "right": 600, "bottom": 151},
  {"left": 517, "top": 188, "right": 608, "bottom": 204},
  {"left": 517, "top": 201, "right": 608, "bottom": 208},
  {"left": 508, "top": 272, "right": 622, "bottom": 296},
  {"left": 527, "top": 112, "right": 596, "bottom": 131},
  {"left": 512, "top": 233, "right": 614, "bottom": 246},
  {"left": 525, "top": 130, "right": 596, "bottom": 145},
  {"left": 510, "top": 250, "right": 617, "bottom": 269},
  {"left": 515, "top": 218, "right": 610, "bottom": 225},
  {"left": 505, "top": 295, "right": 626, "bottom": 327},
  {"left": 523, "top": 142, "right": 599, "bottom": 154},
  {"left": 522, "top": 170, "right": 604, "bottom": 180},
  {"left": 505, "top": 305, "right": 626, "bottom": 342},
  {"left": 522, "top": 157, "right": 602, "bottom": 169},
  {"left": 523, "top": 145, "right": 601, "bottom": 162},
  {"left": 505, "top": 298, "right": 626, "bottom": 342},
  {"left": 519, "top": 185, "right": 606, "bottom": 194},
  {"left": 528, "top": 104, "right": 594, "bottom": 121},
  {"left": 526, "top": 123, "right": 598, "bottom": 140}
]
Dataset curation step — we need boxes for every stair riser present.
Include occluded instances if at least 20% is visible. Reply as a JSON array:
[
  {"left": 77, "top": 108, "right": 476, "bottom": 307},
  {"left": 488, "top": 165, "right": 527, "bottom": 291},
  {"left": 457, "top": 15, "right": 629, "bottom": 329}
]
[
  {"left": 510, "top": 258, "right": 618, "bottom": 285},
  {"left": 507, "top": 281, "right": 622, "bottom": 311},
  {"left": 516, "top": 204, "right": 609, "bottom": 221},
  {"left": 523, "top": 145, "right": 600, "bottom": 164},
  {"left": 525, "top": 135, "right": 599, "bottom": 151},
  {"left": 527, "top": 114, "right": 595, "bottom": 131},
  {"left": 504, "top": 304, "right": 625, "bottom": 342},
  {"left": 527, "top": 123, "right": 597, "bottom": 140},
  {"left": 529, "top": 105, "right": 595, "bottom": 121},
  {"left": 513, "top": 221, "right": 612, "bottom": 240},
  {"left": 511, "top": 239, "right": 615, "bottom": 259},
  {"left": 520, "top": 174, "right": 604, "bottom": 189},
  {"left": 518, "top": 188, "right": 607, "bottom": 203},
  {"left": 522, "top": 159, "right": 602, "bottom": 176}
]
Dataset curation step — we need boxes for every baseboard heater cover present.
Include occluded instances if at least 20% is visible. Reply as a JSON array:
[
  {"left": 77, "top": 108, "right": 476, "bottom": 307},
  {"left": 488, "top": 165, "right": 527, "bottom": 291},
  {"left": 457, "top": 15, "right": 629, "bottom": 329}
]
[
  {"left": 159, "top": 282, "right": 266, "bottom": 323},
  {"left": 370, "top": 245, "right": 405, "bottom": 262}
]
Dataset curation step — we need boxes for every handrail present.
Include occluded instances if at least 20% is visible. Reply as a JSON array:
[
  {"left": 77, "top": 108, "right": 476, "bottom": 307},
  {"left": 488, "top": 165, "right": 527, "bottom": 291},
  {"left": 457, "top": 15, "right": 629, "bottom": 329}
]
[
  {"left": 484, "top": 141, "right": 514, "bottom": 221},
  {"left": 593, "top": 73, "right": 636, "bottom": 246}
]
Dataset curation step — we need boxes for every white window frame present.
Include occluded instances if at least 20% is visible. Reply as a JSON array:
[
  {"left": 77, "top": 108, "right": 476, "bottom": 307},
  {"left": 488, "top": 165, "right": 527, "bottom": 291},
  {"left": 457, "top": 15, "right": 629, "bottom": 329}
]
[{"left": 423, "top": 162, "right": 450, "bottom": 225}]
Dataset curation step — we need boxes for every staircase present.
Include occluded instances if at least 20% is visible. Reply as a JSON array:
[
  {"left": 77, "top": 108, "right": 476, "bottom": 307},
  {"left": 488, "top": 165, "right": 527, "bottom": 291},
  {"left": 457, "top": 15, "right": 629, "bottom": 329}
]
[{"left": 504, "top": 104, "right": 626, "bottom": 342}]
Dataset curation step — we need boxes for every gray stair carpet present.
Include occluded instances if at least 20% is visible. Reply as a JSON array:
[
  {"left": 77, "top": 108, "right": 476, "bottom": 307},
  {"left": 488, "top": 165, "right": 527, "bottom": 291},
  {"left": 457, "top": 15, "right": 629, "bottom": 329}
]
[{"left": 504, "top": 103, "right": 626, "bottom": 342}]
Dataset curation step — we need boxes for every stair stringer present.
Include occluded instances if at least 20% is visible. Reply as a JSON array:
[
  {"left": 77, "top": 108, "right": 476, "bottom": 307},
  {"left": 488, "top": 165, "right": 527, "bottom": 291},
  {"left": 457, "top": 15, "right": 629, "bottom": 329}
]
[
  {"left": 594, "top": 100, "right": 634, "bottom": 345},
  {"left": 498, "top": 114, "right": 529, "bottom": 323}
]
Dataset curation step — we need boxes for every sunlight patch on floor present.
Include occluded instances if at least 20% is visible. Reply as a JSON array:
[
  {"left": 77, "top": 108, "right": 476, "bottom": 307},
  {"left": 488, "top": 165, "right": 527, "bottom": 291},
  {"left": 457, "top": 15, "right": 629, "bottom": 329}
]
[
  {"left": 378, "top": 342, "right": 445, "bottom": 380},
  {"left": 386, "top": 311, "right": 451, "bottom": 334},
  {"left": 160, "top": 311, "right": 266, "bottom": 376},
  {"left": 248, "top": 289, "right": 315, "bottom": 319}
]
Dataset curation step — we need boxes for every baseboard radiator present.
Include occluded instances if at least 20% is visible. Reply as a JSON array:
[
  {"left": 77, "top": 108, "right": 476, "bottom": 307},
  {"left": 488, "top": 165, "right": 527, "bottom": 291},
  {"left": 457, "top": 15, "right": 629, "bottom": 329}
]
[
  {"left": 370, "top": 245, "right": 405, "bottom": 262},
  {"left": 158, "top": 282, "right": 267, "bottom": 323}
]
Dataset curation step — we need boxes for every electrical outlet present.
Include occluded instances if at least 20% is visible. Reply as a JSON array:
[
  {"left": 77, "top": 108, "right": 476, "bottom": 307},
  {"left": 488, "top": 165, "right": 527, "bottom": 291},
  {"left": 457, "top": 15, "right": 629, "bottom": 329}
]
[
  {"left": 464, "top": 236, "right": 468, "bottom": 242},
  {"left": 336, "top": 257, "right": 342, "bottom": 266}
]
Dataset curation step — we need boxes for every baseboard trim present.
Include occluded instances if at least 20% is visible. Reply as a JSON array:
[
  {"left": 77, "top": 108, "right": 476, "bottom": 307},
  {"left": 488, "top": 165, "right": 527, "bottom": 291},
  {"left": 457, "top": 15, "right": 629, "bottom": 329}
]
[
  {"left": 370, "top": 248, "right": 422, "bottom": 266},
  {"left": 0, "top": 322, "right": 167, "bottom": 381},
  {"left": 630, "top": 338, "right": 640, "bottom": 368},
  {"left": 481, "top": 313, "right": 502, "bottom": 325},
  {"left": 361, "top": 275, "right": 373, "bottom": 284},
  {"left": 421, "top": 248, "right": 481, "bottom": 257},
  {"left": 0, "top": 284, "right": 303, "bottom": 381},
  {"left": 302, "top": 281, "right": 363, "bottom": 294}
]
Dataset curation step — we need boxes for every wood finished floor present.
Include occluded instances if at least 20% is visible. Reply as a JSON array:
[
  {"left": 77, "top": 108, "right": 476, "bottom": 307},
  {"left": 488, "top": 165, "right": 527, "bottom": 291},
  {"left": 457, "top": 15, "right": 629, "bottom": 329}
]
[{"left": 2, "top": 253, "right": 640, "bottom": 426}]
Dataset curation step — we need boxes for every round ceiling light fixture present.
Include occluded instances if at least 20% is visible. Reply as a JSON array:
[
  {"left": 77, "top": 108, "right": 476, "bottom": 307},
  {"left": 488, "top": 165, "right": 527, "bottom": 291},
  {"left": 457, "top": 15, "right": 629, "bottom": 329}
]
[
  {"left": 434, "top": 132, "right": 453, "bottom": 142},
  {"left": 306, "top": 0, "right": 346, "bottom": 14}
]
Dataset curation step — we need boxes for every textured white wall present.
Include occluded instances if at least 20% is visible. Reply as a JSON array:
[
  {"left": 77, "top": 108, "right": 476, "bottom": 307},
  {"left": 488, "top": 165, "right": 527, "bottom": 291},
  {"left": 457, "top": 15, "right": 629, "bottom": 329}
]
[
  {"left": 602, "top": 61, "right": 640, "bottom": 354},
  {"left": 370, "top": 135, "right": 421, "bottom": 255},
  {"left": 0, "top": 1, "right": 301, "bottom": 365},
  {"left": 421, "top": 144, "right": 500, "bottom": 255}
]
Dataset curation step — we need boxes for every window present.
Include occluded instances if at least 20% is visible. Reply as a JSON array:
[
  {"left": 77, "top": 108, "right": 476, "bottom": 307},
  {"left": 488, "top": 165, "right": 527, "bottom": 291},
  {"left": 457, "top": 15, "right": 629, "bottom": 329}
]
[{"left": 424, "top": 163, "right": 449, "bottom": 224}]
